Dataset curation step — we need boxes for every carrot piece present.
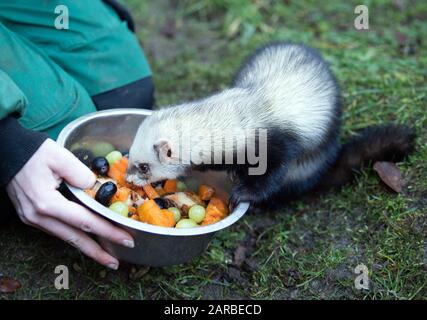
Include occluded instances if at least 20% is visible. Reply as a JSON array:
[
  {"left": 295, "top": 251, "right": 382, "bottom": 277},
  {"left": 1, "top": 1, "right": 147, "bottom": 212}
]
[
  {"left": 201, "top": 215, "right": 219, "bottom": 226},
  {"left": 201, "top": 197, "right": 229, "bottom": 226},
  {"left": 134, "top": 187, "right": 146, "bottom": 197},
  {"left": 142, "top": 184, "right": 159, "bottom": 199},
  {"left": 137, "top": 199, "right": 175, "bottom": 227},
  {"left": 209, "top": 197, "right": 228, "bottom": 214},
  {"left": 107, "top": 157, "right": 129, "bottom": 186},
  {"left": 163, "top": 179, "right": 177, "bottom": 193},
  {"left": 110, "top": 168, "right": 125, "bottom": 185},
  {"left": 160, "top": 209, "right": 176, "bottom": 227},
  {"left": 115, "top": 156, "right": 129, "bottom": 172},
  {"left": 137, "top": 199, "right": 160, "bottom": 222},
  {"left": 156, "top": 187, "right": 166, "bottom": 196},
  {"left": 111, "top": 187, "right": 131, "bottom": 203},
  {"left": 127, "top": 184, "right": 145, "bottom": 197},
  {"left": 199, "top": 184, "right": 215, "bottom": 201},
  {"left": 130, "top": 214, "right": 139, "bottom": 221}
]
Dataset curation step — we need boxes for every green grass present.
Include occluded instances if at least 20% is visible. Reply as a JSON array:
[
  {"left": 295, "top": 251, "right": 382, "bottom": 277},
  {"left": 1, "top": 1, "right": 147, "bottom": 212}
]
[{"left": 1, "top": 0, "right": 426, "bottom": 300}]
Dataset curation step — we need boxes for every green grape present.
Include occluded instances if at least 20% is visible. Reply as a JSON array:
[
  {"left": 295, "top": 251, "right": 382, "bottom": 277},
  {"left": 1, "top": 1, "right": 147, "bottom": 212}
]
[
  {"left": 91, "top": 142, "right": 115, "bottom": 158},
  {"left": 109, "top": 201, "right": 128, "bottom": 217},
  {"left": 175, "top": 219, "right": 198, "bottom": 229},
  {"left": 168, "top": 207, "right": 181, "bottom": 223},
  {"left": 188, "top": 205, "right": 206, "bottom": 223},
  {"left": 106, "top": 150, "right": 123, "bottom": 165}
]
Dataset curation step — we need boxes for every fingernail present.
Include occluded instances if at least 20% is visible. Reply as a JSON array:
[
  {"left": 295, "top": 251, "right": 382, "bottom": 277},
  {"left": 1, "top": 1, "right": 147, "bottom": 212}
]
[
  {"left": 107, "top": 262, "right": 119, "bottom": 270},
  {"left": 122, "top": 239, "right": 135, "bottom": 248}
]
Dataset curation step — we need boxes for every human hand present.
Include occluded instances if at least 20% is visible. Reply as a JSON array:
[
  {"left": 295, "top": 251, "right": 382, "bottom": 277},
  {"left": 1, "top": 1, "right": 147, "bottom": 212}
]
[{"left": 6, "top": 139, "right": 134, "bottom": 269}]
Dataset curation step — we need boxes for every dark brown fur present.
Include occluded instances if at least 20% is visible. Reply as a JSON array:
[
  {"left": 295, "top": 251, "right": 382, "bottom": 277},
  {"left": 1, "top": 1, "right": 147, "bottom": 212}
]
[{"left": 314, "top": 124, "right": 416, "bottom": 193}]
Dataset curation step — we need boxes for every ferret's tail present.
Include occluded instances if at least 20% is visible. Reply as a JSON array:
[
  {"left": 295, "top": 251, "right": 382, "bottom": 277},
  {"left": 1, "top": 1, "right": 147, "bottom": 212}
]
[{"left": 315, "top": 124, "right": 416, "bottom": 192}]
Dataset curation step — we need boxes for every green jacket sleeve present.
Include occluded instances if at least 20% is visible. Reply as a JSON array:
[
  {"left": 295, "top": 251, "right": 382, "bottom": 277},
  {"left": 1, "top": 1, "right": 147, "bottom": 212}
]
[{"left": 0, "top": 69, "right": 48, "bottom": 187}]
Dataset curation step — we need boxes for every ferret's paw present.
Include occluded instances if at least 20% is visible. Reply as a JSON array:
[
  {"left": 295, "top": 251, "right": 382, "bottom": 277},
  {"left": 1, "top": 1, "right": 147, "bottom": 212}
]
[{"left": 229, "top": 185, "right": 252, "bottom": 211}]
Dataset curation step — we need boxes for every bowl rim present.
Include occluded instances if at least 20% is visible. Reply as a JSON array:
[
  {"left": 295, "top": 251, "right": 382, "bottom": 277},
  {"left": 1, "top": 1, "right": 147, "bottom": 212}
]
[{"left": 57, "top": 108, "right": 250, "bottom": 236}]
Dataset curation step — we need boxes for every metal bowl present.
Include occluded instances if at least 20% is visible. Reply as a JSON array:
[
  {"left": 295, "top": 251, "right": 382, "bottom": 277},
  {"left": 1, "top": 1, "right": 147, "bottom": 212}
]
[{"left": 57, "top": 109, "right": 249, "bottom": 266}]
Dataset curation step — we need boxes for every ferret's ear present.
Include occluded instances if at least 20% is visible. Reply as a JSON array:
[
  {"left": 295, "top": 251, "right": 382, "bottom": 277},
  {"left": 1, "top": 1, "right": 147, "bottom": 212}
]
[{"left": 154, "top": 139, "right": 173, "bottom": 163}]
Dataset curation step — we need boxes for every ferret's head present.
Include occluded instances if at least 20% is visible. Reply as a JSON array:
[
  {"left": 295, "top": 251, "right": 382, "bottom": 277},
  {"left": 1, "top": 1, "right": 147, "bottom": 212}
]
[{"left": 126, "top": 113, "right": 188, "bottom": 186}]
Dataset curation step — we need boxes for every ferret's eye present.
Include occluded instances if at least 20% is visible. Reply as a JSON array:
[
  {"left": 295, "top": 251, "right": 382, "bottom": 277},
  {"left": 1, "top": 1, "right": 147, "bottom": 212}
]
[{"left": 138, "top": 163, "right": 149, "bottom": 174}]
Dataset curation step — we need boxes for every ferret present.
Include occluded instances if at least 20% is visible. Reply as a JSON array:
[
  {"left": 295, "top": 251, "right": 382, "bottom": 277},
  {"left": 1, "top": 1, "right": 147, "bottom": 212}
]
[{"left": 126, "top": 42, "right": 415, "bottom": 209}]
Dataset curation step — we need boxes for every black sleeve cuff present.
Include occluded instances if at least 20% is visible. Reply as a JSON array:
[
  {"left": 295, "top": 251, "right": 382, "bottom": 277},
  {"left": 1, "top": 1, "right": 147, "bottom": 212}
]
[
  {"left": 0, "top": 116, "right": 49, "bottom": 187},
  {"left": 91, "top": 76, "right": 155, "bottom": 111},
  {"left": 102, "top": 0, "right": 135, "bottom": 32}
]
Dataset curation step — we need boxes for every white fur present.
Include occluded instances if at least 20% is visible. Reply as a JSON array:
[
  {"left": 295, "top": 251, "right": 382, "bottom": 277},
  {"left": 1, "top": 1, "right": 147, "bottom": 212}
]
[
  {"left": 235, "top": 44, "right": 338, "bottom": 146},
  {"left": 127, "top": 43, "right": 338, "bottom": 185}
]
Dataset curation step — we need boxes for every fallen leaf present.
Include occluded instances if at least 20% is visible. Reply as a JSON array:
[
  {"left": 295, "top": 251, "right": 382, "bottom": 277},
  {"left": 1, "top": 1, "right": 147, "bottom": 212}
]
[
  {"left": 373, "top": 161, "right": 403, "bottom": 193},
  {"left": 0, "top": 276, "right": 21, "bottom": 293}
]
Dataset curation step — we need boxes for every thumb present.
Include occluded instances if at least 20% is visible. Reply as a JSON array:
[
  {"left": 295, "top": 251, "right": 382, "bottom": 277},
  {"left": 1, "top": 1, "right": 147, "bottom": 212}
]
[{"left": 50, "top": 144, "right": 96, "bottom": 189}]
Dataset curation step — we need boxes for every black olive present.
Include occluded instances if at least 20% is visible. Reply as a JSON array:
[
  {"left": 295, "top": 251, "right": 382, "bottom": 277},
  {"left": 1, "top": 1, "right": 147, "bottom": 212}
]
[
  {"left": 154, "top": 197, "right": 175, "bottom": 209},
  {"left": 72, "top": 148, "right": 94, "bottom": 168},
  {"left": 95, "top": 182, "right": 117, "bottom": 206},
  {"left": 92, "top": 157, "right": 109, "bottom": 176}
]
